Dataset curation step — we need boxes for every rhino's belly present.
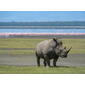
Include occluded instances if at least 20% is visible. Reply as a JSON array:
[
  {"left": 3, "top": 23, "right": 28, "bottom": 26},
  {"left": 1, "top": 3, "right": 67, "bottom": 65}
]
[
  {"left": 47, "top": 51, "right": 57, "bottom": 59},
  {"left": 38, "top": 51, "right": 58, "bottom": 59}
]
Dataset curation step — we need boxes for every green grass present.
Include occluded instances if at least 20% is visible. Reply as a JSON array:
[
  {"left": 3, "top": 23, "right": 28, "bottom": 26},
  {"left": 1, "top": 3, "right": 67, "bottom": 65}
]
[
  {"left": 0, "top": 38, "right": 85, "bottom": 55},
  {"left": 0, "top": 38, "right": 44, "bottom": 48},
  {"left": 0, "top": 65, "right": 85, "bottom": 74}
]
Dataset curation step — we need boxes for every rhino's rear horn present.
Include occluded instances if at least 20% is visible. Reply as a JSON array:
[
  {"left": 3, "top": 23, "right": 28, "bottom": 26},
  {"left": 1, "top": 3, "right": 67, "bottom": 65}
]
[{"left": 67, "top": 47, "right": 72, "bottom": 54}]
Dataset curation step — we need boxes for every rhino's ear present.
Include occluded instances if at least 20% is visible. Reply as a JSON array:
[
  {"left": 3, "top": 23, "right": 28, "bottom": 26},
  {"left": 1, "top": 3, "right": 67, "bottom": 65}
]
[{"left": 53, "top": 38, "right": 57, "bottom": 42}]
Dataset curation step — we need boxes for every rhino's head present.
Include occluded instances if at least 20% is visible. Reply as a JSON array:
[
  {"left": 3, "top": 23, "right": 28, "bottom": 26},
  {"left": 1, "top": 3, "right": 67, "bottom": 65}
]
[{"left": 55, "top": 46, "right": 72, "bottom": 58}]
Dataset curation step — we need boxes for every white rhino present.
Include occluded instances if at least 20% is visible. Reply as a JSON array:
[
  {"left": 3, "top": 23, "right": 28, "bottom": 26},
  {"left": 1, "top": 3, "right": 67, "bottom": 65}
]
[{"left": 35, "top": 38, "right": 71, "bottom": 67}]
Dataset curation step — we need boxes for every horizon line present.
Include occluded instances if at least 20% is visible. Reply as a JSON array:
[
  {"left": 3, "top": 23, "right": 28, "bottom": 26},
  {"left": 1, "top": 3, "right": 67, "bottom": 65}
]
[{"left": 0, "top": 21, "right": 85, "bottom": 23}]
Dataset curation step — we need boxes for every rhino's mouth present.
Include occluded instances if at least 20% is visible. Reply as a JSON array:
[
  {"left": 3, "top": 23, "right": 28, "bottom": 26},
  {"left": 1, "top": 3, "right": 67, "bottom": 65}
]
[{"left": 60, "top": 54, "right": 67, "bottom": 58}]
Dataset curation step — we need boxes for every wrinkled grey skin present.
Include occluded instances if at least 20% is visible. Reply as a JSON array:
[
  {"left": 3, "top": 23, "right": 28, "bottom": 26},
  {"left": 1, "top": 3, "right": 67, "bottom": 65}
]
[{"left": 35, "top": 38, "right": 71, "bottom": 67}]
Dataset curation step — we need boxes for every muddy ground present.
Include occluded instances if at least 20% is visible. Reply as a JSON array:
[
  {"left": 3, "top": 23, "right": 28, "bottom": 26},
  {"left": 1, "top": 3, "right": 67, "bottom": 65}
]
[{"left": 0, "top": 54, "right": 85, "bottom": 67}]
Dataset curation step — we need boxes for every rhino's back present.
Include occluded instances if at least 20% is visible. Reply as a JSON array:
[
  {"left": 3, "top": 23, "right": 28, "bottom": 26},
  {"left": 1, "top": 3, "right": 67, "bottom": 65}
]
[
  {"left": 36, "top": 40, "right": 49, "bottom": 52},
  {"left": 36, "top": 39, "right": 56, "bottom": 54}
]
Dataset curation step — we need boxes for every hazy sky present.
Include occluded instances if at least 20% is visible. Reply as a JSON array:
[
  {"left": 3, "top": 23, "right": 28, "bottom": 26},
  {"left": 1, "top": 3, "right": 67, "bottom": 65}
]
[{"left": 0, "top": 11, "right": 85, "bottom": 22}]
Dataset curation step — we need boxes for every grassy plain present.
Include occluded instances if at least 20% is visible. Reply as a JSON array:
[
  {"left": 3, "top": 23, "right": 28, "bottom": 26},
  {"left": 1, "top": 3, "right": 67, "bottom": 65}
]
[
  {"left": 0, "top": 38, "right": 85, "bottom": 55},
  {"left": 0, "top": 65, "right": 85, "bottom": 74}
]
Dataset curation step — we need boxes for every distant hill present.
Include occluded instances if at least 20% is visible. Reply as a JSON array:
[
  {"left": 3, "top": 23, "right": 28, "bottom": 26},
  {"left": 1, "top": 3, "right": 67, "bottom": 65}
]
[{"left": 0, "top": 21, "right": 85, "bottom": 26}]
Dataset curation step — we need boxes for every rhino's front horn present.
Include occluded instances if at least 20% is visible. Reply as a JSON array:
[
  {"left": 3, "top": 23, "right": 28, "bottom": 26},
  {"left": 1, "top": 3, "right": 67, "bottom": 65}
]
[{"left": 66, "top": 47, "right": 72, "bottom": 54}]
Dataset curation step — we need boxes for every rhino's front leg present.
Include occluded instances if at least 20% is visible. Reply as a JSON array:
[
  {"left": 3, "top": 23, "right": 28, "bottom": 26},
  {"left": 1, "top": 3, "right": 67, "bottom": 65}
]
[
  {"left": 53, "top": 57, "right": 59, "bottom": 67},
  {"left": 43, "top": 58, "right": 47, "bottom": 67}
]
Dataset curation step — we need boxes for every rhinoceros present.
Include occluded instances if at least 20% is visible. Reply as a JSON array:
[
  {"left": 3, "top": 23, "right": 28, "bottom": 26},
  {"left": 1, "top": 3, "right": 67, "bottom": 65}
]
[{"left": 35, "top": 38, "right": 72, "bottom": 67}]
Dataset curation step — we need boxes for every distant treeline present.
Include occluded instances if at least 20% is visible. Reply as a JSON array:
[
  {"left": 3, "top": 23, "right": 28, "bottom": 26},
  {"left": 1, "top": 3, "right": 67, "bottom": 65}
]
[{"left": 0, "top": 21, "right": 85, "bottom": 26}]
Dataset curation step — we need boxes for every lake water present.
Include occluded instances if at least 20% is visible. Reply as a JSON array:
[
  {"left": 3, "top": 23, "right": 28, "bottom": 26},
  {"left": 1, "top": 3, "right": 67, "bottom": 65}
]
[
  {"left": 0, "top": 26, "right": 85, "bottom": 34},
  {"left": 0, "top": 28, "right": 85, "bottom": 33}
]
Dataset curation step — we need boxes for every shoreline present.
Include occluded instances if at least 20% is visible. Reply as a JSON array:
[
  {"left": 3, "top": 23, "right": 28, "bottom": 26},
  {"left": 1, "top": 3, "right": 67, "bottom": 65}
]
[{"left": 0, "top": 33, "right": 85, "bottom": 36}]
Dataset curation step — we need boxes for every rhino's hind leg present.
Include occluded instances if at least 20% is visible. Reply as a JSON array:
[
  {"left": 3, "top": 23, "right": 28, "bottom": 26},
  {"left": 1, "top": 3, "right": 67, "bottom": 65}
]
[
  {"left": 35, "top": 52, "right": 40, "bottom": 66},
  {"left": 37, "top": 57, "right": 40, "bottom": 66},
  {"left": 44, "top": 56, "right": 50, "bottom": 67}
]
